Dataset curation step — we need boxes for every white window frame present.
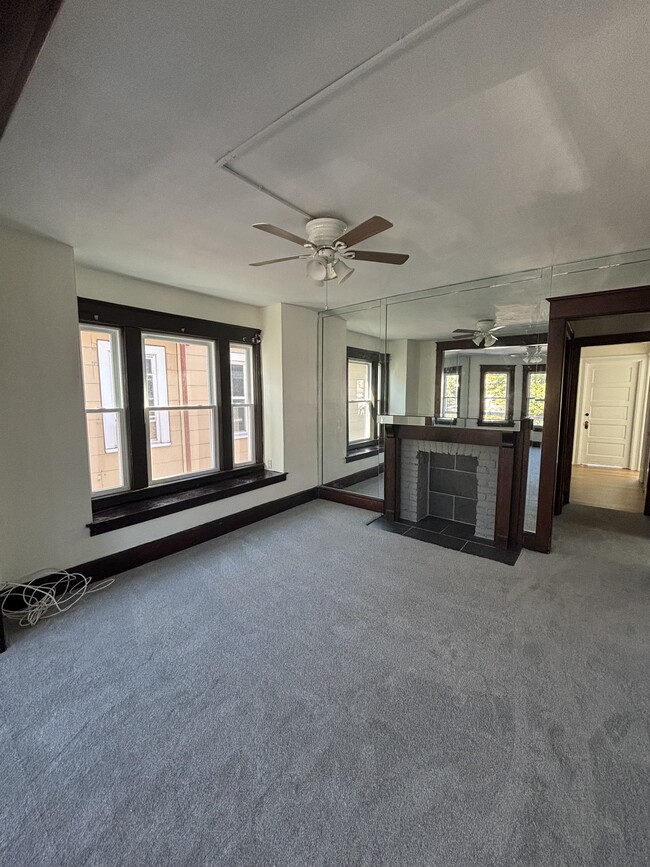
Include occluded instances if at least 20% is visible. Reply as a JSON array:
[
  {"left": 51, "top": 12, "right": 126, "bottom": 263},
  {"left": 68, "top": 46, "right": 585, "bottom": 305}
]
[
  {"left": 145, "top": 344, "right": 171, "bottom": 446},
  {"left": 142, "top": 333, "right": 219, "bottom": 485},
  {"left": 230, "top": 342, "right": 256, "bottom": 466},
  {"left": 80, "top": 325, "right": 130, "bottom": 496}
]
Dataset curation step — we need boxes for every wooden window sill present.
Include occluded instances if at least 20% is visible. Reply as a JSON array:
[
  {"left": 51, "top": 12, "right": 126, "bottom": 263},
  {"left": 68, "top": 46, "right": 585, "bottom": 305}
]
[
  {"left": 88, "top": 470, "right": 287, "bottom": 535},
  {"left": 345, "top": 445, "right": 381, "bottom": 463}
]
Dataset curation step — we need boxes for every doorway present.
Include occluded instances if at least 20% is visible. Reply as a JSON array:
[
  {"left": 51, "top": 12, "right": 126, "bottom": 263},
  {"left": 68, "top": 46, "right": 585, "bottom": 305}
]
[
  {"left": 535, "top": 286, "right": 650, "bottom": 553},
  {"left": 570, "top": 342, "right": 650, "bottom": 512}
]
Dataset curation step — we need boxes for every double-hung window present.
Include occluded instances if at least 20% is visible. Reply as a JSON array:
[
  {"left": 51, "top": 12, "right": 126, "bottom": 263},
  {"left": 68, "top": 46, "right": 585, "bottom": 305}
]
[
  {"left": 478, "top": 365, "right": 515, "bottom": 426},
  {"left": 78, "top": 299, "right": 264, "bottom": 527},
  {"left": 346, "top": 347, "right": 381, "bottom": 452},
  {"left": 522, "top": 365, "right": 546, "bottom": 429},
  {"left": 440, "top": 366, "right": 461, "bottom": 421}
]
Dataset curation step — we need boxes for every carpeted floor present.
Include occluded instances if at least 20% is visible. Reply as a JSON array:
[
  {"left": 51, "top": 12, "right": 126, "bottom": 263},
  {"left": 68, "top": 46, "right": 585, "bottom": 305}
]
[{"left": 1, "top": 500, "right": 648, "bottom": 866}]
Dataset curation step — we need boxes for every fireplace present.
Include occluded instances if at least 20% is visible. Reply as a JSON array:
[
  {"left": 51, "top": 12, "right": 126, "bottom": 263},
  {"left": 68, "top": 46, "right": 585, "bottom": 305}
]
[
  {"left": 400, "top": 440, "right": 498, "bottom": 540},
  {"left": 383, "top": 420, "right": 531, "bottom": 549}
]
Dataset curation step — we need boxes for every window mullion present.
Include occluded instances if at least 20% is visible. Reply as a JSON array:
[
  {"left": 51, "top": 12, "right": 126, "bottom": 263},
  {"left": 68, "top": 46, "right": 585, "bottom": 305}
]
[{"left": 123, "top": 326, "right": 149, "bottom": 490}]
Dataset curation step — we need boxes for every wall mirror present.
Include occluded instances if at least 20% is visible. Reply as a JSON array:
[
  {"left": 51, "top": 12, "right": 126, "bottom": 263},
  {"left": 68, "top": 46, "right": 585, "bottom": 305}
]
[
  {"left": 383, "top": 272, "right": 549, "bottom": 532},
  {"left": 320, "top": 301, "right": 385, "bottom": 501}
]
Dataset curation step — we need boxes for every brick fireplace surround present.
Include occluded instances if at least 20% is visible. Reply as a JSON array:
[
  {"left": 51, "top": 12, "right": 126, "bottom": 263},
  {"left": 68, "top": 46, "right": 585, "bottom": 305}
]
[{"left": 383, "top": 421, "right": 531, "bottom": 550}]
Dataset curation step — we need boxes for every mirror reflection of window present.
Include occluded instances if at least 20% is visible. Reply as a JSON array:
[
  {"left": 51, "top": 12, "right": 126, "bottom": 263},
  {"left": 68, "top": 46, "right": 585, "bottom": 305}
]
[
  {"left": 479, "top": 366, "right": 515, "bottom": 425},
  {"left": 441, "top": 366, "right": 461, "bottom": 420},
  {"left": 347, "top": 358, "right": 374, "bottom": 444},
  {"left": 523, "top": 366, "right": 546, "bottom": 428}
]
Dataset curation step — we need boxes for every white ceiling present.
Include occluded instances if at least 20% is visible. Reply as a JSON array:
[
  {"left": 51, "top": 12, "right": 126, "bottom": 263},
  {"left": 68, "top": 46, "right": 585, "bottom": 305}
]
[{"left": 0, "top": 0, "right": 649, "bottom": 311}]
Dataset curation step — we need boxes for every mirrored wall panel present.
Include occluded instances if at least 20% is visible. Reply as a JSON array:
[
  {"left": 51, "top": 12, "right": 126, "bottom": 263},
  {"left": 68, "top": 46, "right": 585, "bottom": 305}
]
[{"left": 320, "top": 303, "right": 385, "bottom": 500}]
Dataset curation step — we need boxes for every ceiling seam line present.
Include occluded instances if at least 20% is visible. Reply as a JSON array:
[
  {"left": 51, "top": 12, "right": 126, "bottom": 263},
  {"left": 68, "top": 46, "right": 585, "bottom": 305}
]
[
  {"left": 214, "top": 0, "right": 490, "bottom": 169},
  {"left": 220, "top": 165, "right": 314, "bottom": 219}
]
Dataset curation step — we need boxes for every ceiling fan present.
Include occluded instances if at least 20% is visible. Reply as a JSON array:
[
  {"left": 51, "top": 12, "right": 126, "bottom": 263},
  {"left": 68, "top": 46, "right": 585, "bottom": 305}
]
[
  {"left": 452, "top": 319, "right": 505, "bottom": 347},
  {"left": 523, "top": 344, "right": 546, "bottom": 364},
  {"left": 249, "top": 216, "right": 409, "bottom": 285}
]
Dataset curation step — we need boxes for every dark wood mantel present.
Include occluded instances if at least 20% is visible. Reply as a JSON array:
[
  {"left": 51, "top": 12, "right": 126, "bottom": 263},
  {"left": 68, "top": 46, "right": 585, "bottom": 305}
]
[{"left": 384, "top": 421, "right": 531, "bottom": 549}]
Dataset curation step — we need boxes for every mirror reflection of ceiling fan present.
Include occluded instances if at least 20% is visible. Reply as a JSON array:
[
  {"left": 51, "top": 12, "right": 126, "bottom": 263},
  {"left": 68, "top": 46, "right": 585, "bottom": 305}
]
[
  {"left": 249, "top": 216, "right": 409, "bottom": 285},
  {"left": 452, "top": 319, "right": 505, "bottom": 347}
]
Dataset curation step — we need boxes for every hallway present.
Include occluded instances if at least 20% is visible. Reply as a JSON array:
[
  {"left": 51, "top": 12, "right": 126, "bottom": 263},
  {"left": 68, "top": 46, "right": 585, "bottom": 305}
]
[{"left": 570, "top": 465, "right": 645, "bottom": 513}]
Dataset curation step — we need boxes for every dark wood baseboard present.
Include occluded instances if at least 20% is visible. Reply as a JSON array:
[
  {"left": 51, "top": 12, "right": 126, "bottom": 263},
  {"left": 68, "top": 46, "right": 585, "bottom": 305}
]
[
  {"left": 318, "top": 486, "right": 384, "bottom": 512},
  {"left": 0, "top": 488, "right": 319, "bottom": 650},
  {"left": 324, "top": 463, "right": 385, "bottom": 490},
  {"left": 75, "top": 487, "right": 319, "bottom": 581}
]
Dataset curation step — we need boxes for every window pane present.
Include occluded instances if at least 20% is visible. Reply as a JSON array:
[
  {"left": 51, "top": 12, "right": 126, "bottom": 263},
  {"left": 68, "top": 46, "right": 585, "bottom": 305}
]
[
  {"left": 443, "top": 370, "right": 460, "bottom": 418},
  {"left": 143, "top": 336, "right": 214, "bottom": 407},
  {"left": 86, "top": 412, "right": 126, "bottom": 493},
  {"left": 149, "top": 409, "right": 216, "bottom": 481},
  {"left": 482, "top": 372, "right": 509, "bottom": 422},
  {"left": 230, "top": 343, "right": 255, "bottom": 465},
  {"left": 348, "top": 400, "right": 372, "bottom": 443},
  {"left": 348, "top": 361, "right": 370, "bottom": 401},
  {"left": 80, "top": 328, "right": 120, "bottom": 409},
  {"left": 233, "top": 405, "right": 254, "bottom": 464}
]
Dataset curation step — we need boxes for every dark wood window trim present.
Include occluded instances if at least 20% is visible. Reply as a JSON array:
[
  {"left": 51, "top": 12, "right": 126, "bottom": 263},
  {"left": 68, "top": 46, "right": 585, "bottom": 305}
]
[
  {"left": 346, "top": 346, "right": 388, "bottom": 456},
  {"left": 87, "top": 470, "right": 287, "bottom": 535},
  {"left": 521, "top": 364, "right": 547, "bottom": 431},
  {"left": 78, "top": 298, "right": 264, "bottom": 524},
  {"left": 478, "top": 365, "right": 516, "bottom": 426},
  {"left": 433, "top": 334, "right": 547, "bottom": 425}
]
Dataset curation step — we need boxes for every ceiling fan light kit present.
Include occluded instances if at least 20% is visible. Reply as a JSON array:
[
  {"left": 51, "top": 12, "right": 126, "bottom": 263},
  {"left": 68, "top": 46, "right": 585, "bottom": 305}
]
[
  {"left": 249, "top": 215, "right": 409, "bottom": 287},
  {"left": 454, "top": 319, "right": 504, "bottom": 347}
]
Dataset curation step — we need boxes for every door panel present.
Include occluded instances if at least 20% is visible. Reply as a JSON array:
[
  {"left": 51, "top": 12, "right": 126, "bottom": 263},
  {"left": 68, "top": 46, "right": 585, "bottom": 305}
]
[{"left": 578, "top": 358, "right": 641, "bottom": 468}]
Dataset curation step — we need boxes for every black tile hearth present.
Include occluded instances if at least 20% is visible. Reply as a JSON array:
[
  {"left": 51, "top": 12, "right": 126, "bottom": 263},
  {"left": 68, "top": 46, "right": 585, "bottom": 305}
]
[
  {"left": 371, "top": 515, "right": 521, "bottom": 566},
  {"left": 404, "top": 527, "right": 466, "bottom": 550}
]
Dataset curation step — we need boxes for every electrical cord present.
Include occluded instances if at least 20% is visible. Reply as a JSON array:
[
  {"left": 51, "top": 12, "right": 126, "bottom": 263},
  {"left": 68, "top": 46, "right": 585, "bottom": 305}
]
[{"left": 0, "top": 571, "right": 114, "bottom": 628}]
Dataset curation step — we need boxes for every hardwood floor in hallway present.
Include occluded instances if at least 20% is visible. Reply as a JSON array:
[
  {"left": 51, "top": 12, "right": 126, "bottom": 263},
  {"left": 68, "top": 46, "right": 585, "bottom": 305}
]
[{"left": 570, "top": 464, "right": 645, "bottom": 512}]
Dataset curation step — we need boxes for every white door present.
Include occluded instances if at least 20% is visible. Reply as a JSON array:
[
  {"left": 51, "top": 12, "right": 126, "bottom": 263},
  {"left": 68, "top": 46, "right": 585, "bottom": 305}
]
[{"left": 578, "top": 357, "right": 642, "bottom": 468}]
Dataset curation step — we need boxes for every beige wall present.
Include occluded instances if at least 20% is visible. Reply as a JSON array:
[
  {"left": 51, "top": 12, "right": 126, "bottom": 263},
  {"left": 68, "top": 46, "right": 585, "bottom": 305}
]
[{"left": 1, "top": 225, "right": 317, "bottom": 582}]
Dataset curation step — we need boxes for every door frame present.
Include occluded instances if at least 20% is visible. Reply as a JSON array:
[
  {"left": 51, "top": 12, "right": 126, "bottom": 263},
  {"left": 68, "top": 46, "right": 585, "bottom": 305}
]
[{"left": 531, "top": 284, "right": 650, "bottom": 553}]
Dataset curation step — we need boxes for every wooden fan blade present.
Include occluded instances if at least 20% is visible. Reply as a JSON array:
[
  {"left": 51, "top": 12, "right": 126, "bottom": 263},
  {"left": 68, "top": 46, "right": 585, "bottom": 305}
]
[
  {"left": 335, "top": 216, "right": 392, "bottom": 248},
  {"left": 452, "top": 329, "right": 477, "bottom": 334},
  {"left": 249, "top": 256, "right": 304, "bottom": 266},
  {"left": 349, "top": 250, "right": 409, "bottom": 265},
  {"left": 252, "top": 223, "right": 309, "bottom": 246}
]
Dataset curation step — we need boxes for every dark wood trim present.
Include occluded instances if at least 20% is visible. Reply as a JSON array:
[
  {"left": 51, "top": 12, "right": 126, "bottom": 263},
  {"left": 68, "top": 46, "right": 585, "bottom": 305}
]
[
  {"left": 573, "top": 331, "right": 650, "bottom": 348},
  {"left": 317, "top": 486, "right": 383, "bottom": 512},
  {"left": 345, "top": 445, "right": 381, "bottom": 463},
  {"left": 0, "top": 486, "right": 319, "bottom": 652},
  {"left": 478, "top": 365, "right": 515, "bottom": 426},
  {"left": 560, "top": 340, "right": 581, "bottom": 507},
  {"left": 536, "top": 284, "right": 650, "bottom": 553},
  {"left": 78, "top": 297, "right": 260, "bottom": 343},
  {"left": 79, "top": 297, "right": 263, "bottom": 510},
  {"left": 383, "top": 423, "right": 526, "bottom": 549},
  {"left": 323, "top": 463, "right": 384, "bottom": 490},
  {"left": 0, "top": 0, "right": 64, "bottom": 139},
  {"left": 89, "top": 470, "right": 287, "bottom": 535},
  {"left": 395, "top": 424, "right": 507, "bottom": 446},
  {"left": 548, "top": 285, "right": 650, "bottom": 321},
  {"left": 0, "top": 615, "right": 6, "bottom": 654},
  {"left": 535, "top": 318, "right": 568, "bottom": 551}
]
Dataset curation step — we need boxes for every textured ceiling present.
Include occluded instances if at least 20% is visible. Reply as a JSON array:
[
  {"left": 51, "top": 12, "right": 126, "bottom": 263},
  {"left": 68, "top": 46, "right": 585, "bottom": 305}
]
[{"left": 0, "top": 0, "right": 649, "bottom": 311}]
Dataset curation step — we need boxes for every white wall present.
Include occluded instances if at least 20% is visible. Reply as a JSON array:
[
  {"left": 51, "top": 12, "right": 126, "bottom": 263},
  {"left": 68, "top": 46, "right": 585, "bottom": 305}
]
[{"left": 0, "top": 225, "right": 317, "bottom": 582}]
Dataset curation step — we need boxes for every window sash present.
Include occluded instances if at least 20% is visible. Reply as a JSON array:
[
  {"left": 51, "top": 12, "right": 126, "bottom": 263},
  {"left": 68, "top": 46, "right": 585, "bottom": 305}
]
[
  {"left": 230, "top": 343, "right": 255, "bottom": 466},
  {"left": 79, "top": 325, "right": 129, "bottom": 495}
]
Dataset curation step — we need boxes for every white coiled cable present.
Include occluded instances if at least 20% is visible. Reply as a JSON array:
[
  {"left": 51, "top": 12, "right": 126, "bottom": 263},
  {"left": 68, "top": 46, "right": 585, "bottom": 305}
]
[{"left": 0, "top": 570, "right": 114, "bottom": 628}]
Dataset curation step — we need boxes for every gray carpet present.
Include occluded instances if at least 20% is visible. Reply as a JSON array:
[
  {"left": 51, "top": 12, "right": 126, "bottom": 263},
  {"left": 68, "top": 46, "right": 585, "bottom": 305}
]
[{"left": 1, "top": 501, "right": 648, "bottom": 866}]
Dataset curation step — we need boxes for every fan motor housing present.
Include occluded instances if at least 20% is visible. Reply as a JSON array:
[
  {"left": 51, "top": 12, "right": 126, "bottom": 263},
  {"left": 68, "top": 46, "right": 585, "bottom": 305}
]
[{"left": 306, "top": 218, "right": 347, "bottom": 247}]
